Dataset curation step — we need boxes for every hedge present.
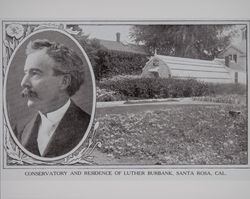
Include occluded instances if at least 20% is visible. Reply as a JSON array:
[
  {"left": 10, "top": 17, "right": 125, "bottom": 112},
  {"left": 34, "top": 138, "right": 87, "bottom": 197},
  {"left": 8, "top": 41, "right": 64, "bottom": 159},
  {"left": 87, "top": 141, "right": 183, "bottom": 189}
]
[
  {"left": 94, "top": 50, "right": 148, "bottom": 80},
  {"left": 98, "top": 78, "right": 211, "bottom": 99},
  {"left": 98, "top": 77, "right": 247, "bottom": 100},
  {"left": 206, "top": 83, "right": 246, "bottom": 96},
  {"left": 73, "top": 36, "right": 148, "bottom": 80}
]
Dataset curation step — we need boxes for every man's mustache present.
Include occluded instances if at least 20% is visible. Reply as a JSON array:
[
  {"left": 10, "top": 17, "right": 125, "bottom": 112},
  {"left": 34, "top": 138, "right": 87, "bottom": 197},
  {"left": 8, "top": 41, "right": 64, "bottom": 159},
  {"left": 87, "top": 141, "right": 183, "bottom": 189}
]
[{"left": 21, "top": 88, "right": 38, "bottom": 98}]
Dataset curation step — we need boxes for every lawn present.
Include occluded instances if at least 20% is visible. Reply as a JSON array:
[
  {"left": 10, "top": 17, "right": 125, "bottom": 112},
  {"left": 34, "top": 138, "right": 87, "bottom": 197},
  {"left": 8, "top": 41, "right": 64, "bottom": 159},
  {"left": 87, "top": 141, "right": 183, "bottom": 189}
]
[{"left": 95, "top": 104, "right": 247, "bottom": 165}]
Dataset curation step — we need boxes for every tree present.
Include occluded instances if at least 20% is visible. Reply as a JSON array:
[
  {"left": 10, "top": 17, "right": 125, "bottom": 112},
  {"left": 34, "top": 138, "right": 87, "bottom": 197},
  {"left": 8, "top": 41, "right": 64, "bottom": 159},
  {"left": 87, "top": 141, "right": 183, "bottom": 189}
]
[
  {"left": 66, "top": 24, "right": 103, "bottom": 79},
  {"left": 129, "top": 25, "right": 235, "bottom": 60}
]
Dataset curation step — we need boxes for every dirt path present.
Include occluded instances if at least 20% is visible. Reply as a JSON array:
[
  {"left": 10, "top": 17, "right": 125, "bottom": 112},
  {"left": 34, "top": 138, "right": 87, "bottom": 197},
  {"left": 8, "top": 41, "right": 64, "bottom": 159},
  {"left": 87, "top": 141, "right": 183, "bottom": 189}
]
[{"left": 96, "top": 100, "right": 227, "bottom": 117}]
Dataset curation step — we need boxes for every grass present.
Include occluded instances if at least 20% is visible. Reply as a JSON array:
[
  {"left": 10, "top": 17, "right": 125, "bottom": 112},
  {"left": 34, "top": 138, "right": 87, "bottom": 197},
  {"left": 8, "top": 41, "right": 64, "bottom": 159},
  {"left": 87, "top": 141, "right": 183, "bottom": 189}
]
[
  {"left": 193, "top": 94, "right": 247, "bottom": 105},
  {"left": 95, "top": 104, "right": 247, "bottom": 165}
]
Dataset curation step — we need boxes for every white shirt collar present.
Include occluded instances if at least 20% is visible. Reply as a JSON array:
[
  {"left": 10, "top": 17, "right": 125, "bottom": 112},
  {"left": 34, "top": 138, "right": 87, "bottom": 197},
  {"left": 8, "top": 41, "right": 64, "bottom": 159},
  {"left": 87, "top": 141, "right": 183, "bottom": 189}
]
[
  {"left": 37, "top": 99, "right": 71, "bottom": 156},
  {"left": 38, "top": 99, "right": 71, "bottom": 124}
]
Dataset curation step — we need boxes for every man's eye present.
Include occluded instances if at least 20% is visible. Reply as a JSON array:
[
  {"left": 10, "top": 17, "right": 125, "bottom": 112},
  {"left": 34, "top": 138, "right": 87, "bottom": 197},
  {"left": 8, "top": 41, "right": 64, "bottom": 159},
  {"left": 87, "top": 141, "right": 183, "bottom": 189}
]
[{"left": 30, "top": 71, "right": 41, "bottom": 76}]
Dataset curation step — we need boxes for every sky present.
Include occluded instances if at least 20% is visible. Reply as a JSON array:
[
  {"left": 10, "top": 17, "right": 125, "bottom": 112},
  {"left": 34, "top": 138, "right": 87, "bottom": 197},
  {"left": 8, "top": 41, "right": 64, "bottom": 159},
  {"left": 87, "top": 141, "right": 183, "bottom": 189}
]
[
  {"left": 80, "top": 25, "right": 133, "bottom": 43},
  {"left": 79, "top": 24, "right": 245, "bottom": 45}
]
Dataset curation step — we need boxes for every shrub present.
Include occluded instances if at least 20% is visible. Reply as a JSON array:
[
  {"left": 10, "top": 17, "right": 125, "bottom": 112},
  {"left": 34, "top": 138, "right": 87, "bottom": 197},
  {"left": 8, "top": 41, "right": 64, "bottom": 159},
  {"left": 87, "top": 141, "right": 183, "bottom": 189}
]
[
  {"left": 98, "top": 77, "right": 247, "bottom": 100},
  {"left": 207, "top": 83, "right": 246, "bottom": 96},
  {"left": 98, "top": 77, "right": 210, "bottom": 99},
  {"left": 95, "top": 50, "right": 148, "bottom": 80},
  {"left": 100, "top": 74, "right": 142, "bottom": 83},
  {"left": 96, "top": 87, "right": 126, "bottom": 102}
]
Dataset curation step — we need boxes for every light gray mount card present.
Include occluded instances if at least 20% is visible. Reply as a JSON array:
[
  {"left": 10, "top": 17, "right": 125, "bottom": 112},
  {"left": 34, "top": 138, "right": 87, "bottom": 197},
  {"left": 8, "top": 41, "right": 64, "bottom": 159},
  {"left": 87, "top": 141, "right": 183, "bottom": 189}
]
[{"left": 1, "top": 20, "right": 250, "bottom": 182}]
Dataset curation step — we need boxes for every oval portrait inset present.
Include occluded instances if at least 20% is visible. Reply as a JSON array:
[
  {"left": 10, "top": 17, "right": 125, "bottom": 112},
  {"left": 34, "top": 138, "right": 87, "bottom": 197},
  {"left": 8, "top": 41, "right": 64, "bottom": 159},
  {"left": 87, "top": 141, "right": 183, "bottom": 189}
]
[{"left": 4, "top": 29, "right": 96, "bottom": 161}]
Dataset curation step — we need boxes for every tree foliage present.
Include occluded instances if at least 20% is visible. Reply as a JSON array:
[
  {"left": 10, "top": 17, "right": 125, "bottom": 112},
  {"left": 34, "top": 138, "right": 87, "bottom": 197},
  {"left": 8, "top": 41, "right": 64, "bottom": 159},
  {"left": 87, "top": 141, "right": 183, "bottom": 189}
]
[
  {"left": 66, "top": 25, "right": 103, "bottom": 78},
  {"left": 130, "top": 25, "right": 235, "bottom": 60},
  {"left": 66, "top": 25, "right": 148, "bottom": 80},
  {"left": 94, "top": 50, "right": 147, "bottom": 80}
]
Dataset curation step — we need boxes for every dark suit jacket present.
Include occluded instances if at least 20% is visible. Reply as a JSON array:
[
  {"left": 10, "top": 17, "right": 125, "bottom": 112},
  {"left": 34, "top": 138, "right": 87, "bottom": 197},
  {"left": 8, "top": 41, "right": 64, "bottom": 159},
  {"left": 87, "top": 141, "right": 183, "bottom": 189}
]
[{"left": 16, "top": 101, "right": 91, "bottom": 158}]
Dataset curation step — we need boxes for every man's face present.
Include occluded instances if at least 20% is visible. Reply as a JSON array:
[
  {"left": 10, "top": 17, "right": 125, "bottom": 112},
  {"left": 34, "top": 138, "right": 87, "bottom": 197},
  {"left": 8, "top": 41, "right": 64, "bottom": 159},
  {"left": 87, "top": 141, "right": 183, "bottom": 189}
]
[{"left": 21, "top": 49, "right": 65, "bottom": 113}]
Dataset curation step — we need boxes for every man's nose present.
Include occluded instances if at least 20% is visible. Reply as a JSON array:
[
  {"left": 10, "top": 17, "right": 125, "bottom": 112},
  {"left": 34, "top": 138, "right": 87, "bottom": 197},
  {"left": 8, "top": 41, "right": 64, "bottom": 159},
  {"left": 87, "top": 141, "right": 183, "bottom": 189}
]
[{"left": 21, "top": 74, "right": 31, "bottom": 88}]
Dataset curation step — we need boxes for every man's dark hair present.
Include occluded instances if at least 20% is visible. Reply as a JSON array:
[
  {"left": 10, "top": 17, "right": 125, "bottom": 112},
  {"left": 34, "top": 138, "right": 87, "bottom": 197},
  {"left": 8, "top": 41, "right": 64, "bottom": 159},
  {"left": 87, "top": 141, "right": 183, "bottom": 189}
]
[{"left": 26, "top": 39, "right": 85, "bottom": 96}]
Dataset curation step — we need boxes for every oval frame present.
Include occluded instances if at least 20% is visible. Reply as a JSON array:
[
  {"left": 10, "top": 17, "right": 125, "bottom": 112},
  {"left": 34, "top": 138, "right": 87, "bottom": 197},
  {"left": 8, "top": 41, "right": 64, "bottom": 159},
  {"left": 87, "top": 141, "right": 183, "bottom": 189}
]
[{"left": 3, "top": 28, "right": 96, "bottom": 162}]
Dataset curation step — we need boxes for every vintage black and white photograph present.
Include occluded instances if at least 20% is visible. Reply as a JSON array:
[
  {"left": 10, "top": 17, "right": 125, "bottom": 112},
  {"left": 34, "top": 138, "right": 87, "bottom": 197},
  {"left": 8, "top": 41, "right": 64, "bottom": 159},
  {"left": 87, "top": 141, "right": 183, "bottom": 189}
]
[
  {"left": 3, "top": 27, "right": 95, "bottom": 161},
  {"left": 2, "top": 21, "right": 248, "bottom": 166},
  {"left": 90, "top": 23, "right": 248, "bottom": 165}
]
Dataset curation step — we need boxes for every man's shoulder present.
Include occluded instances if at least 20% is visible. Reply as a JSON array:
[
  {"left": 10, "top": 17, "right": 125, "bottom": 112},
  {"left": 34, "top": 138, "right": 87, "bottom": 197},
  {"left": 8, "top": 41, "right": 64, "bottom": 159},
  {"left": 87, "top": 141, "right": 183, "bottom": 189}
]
[
  {"left": 59, "top": 100, "right": 91, "bottom": 132},
  {"left": 55, "top": 100, "right": 91, "bottom": 146},
  {"left": 69, "top": 101, "right": 91, "bottom": 122}
]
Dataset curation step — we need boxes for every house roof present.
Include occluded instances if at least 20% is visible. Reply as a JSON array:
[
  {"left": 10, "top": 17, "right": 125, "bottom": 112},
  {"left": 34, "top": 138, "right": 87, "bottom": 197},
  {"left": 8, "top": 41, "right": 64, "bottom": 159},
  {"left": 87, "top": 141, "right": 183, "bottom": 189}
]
[
  {"left": 99, "top": 39, "right": 148, "bottom": 55},
  {"left": 236, "top": 41, "right": 247, "bottom": 54},
  {"left": 218, "top": 41, "right": 246, "bottom": 56},
  {"left": 150, "top": 55, "right": 233, "bottom": 82}
]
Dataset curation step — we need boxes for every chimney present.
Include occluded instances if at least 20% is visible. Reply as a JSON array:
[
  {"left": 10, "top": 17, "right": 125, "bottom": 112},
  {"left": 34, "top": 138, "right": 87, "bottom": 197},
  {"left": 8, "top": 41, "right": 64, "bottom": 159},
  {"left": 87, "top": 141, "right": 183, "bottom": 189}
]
[
  {"left": 225, "top": 56, "right": 229, "bottom": 67},
  {"left": 116, "top": 32, "right": 120, "bottom": 42}
]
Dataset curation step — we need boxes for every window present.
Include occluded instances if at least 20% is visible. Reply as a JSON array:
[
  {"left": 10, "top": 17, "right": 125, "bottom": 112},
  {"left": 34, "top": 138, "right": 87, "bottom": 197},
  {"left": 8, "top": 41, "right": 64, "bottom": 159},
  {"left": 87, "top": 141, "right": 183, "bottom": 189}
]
[
  {"left": 228, "top": 54, "right": 237, "bottom": 62},
  {"left": 233, "top": 54, "right": 237, "bottom": 63},
  {"left": 152, "top": 72, "right": 159, "bottom": 78},
  {"left": 153, "top": 59, "right": 159, "bottom": 66}
]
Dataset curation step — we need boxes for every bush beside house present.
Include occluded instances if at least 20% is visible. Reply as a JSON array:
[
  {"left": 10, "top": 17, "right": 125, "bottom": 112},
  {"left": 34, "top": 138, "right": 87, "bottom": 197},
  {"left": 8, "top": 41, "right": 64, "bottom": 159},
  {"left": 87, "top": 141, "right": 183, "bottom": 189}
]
[
  {"left": 98, "top": 77, "right": 246, "bottom": 101},
  {"left": 94, "top": 50, "right": 148, "bottom": 80},
  {"left": 98, "top": 78, "right": 209, "bottom": 99}
]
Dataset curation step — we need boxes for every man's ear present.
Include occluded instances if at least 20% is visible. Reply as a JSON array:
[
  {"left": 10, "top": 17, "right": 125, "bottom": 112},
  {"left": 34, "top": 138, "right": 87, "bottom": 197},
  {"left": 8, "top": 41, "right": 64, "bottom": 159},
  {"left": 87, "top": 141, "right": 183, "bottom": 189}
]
[{"left": 61, "top": 74, "right": 71, "bottom": 90}]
